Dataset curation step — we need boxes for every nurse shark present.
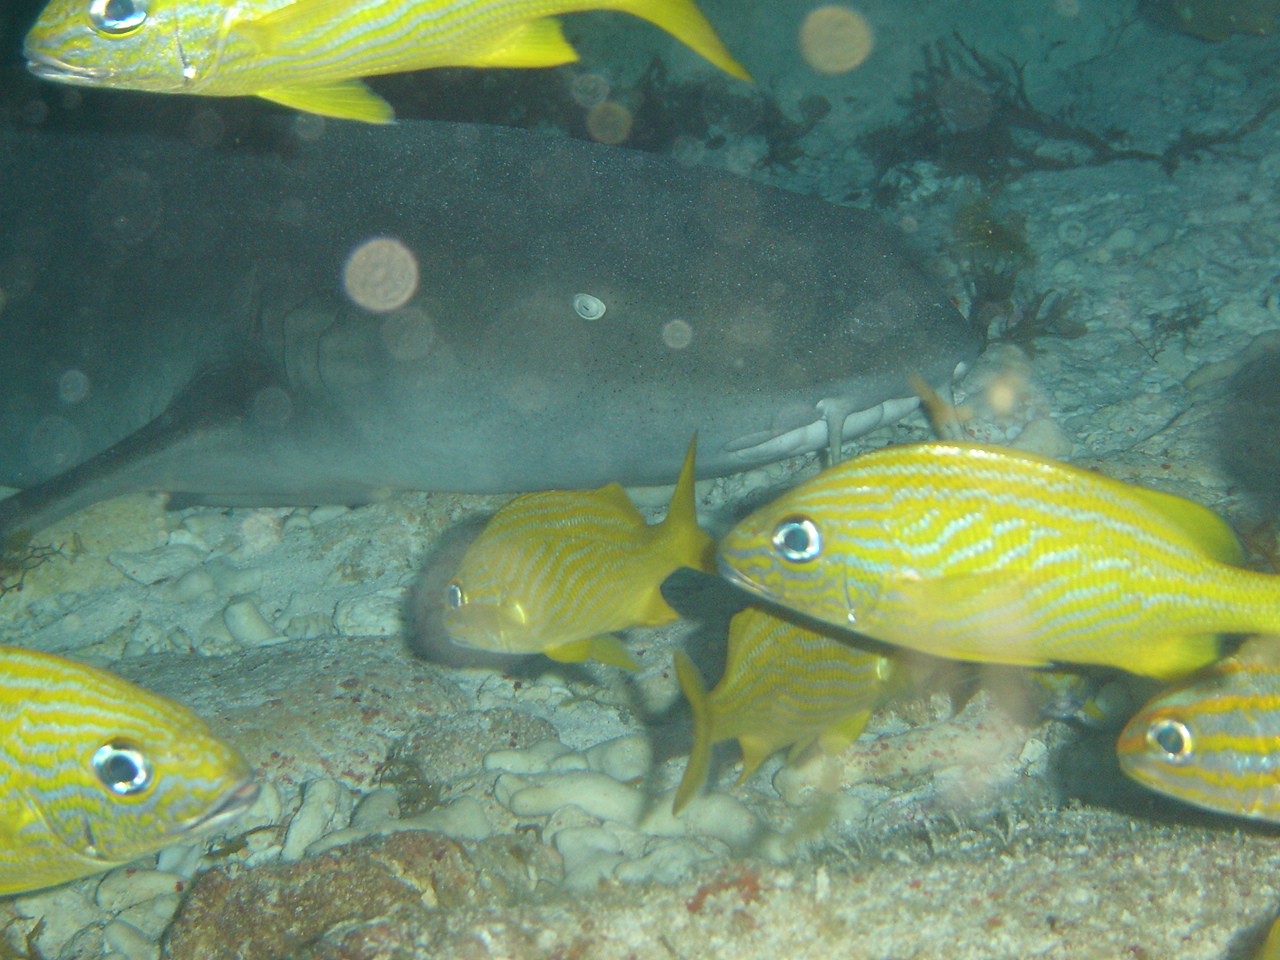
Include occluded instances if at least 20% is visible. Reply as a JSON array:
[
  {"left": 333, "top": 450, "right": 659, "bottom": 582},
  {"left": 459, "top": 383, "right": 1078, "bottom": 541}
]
[{"left": 0, "top": 120, "right": 981, "bottom": 533}]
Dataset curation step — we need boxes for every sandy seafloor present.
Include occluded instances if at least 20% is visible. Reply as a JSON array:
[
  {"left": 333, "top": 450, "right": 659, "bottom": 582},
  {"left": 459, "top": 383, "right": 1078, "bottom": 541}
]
[{"left": 6, "top": 0, "right": 1280, "bottom": 957}]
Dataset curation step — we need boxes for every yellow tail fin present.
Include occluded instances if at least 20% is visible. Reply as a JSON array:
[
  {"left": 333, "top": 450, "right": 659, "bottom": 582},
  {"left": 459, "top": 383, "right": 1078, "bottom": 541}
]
[
  {"left": 598, "top": 0, "right": 751, "bottom": 81},
  {"left": 673, "top": 650, "right": 713, "bottom": 814}
]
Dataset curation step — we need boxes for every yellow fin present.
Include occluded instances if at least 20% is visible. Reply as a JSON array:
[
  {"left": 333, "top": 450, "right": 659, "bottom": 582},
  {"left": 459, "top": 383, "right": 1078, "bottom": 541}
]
[
  {"left": 673, "top": 650, "right": 712, "bottom": 814},
  {"left": 461, "top": 18, "right": 579, "bottom": 68},
  {"left": 658, "top": 435, "right": 718, "bottom": 575},
  {"left": 1123, "top": 485, "right": 1245, "bottom": 564},
  {"left": 544, "top": 635, "right": 639, "bottom": 669},
  {"left": 256, "top": 81, "right": 394, "bottom": 123},
  {"left": 737, "top": 734, "right": 776, "bottom": 781},
  {"left": 598, "top": 0, "right": 751, "bottom": 81}
]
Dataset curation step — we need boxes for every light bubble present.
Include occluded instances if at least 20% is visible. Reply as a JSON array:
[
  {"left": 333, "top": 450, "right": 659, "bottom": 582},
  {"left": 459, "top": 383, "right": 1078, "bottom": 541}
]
[
  {"left": 661, "top": 319, "right": 694, "bottom": 350},
  {"left": 28, "top": 415, "right": 82, "bottom": 474},
  {"left": 251, "top": 386, "right": 293, "bottom": 426},
  {"left": 89, "top": 168, "right": 162, "bottom": 247},
  {"left": 380, "top": 305, "right": 437, "bottom": 361},
  {"left": 570, "top": 73, "right": 611, "bottom": 109},
  {"left": 292, "top": 113, "right": 326, "bottom": 142},
  {"left": 343, "top": 237, "right": 419, "bottom": 313},
  {"left": 586, "top": 102, "right": 633, "bottom": 145},
  {"left": 186, "top": 108, "right": 225, "bottom": 148},
  {"left": 671, "top": 136, "right": 706, "bottom": 167},
  {"left": 58, "top": 368, "right": 90, "bottom": 404},
  {"left": 572, "top": 294, "right": 606, "bottom": 320},
  {"left": 799, "top": 6, "right": 874, "bottom": 75}
]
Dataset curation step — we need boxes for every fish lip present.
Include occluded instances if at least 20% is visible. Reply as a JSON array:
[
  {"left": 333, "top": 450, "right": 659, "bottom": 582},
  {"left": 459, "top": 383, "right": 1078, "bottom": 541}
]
[
  {"left": 24, "top": 49, "right": 112, "bottom": 83},
  {"left": 716, "top": 554, "right": 770, "bottom": 597},
  {"left": 184, "top": 777, "right": 260, "bottom": 833}
]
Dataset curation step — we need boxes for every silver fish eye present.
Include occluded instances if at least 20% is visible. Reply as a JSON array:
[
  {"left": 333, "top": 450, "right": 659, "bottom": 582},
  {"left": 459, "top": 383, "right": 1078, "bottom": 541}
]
[
  {"left": 771, "top": 515, "right": 822, "bottom": 562},
  {"left": 88, "top": 0, "right": 149, "bottom": 35},
  {"left": 92, "top": 740, "right": 153, "bottom": 795},
  {"left": 445, "top": 581, "right": 466, "bottom": 608},
  {"left": 1147, "top": 718, "right": 1193, "bottom": 763}
]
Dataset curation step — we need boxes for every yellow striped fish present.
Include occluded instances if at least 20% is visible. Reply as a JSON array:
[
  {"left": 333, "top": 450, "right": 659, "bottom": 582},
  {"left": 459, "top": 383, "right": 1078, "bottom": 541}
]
[
  {"left": 1117, "top": 635, "right": 1280, "bottom": 822},
  {"left": 442, "top": 436, "right": 715, "bottom": 669},
  {"left": 718, "top": 441, "right": 1280, "bottom": 680},
  {"left": 0, "top": 645, "right": 257, "bottom": 896},
  {"left": 673, "top": 604, "right": 894, "bottom": 812},
  {"left": 24, "top": 0, "right": 750, "bottom": 123}
]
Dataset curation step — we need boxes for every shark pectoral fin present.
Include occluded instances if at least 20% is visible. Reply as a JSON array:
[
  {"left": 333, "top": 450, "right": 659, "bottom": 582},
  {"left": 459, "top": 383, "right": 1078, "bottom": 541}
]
[
  {"left": 545, "top": 635, "right": 639, "bottom": 670},
  {"left": 256, "top": 81, "right": 394, "bottom": 123},
  {"left": 463, "top": 18, "right": 579, "bottom": 68}
]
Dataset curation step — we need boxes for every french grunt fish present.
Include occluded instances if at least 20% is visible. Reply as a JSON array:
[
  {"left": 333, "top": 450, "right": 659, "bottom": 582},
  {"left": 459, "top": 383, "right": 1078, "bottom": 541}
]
[
  {"left": 673, "top": 604, "right": 894, "bottom": 813},
  {"left": 442, "top": 436, "right": 715, "bottom": 669},
  {"left": 23, "top": 0, "right": 750, "bottom": 123},
  {"left": 0, "top": 645, "right": 257, "bottom": 896},
  {"left": 1117, "top": 635, "right": 1280, "bottom": 822},
  {"left": 717, "top": 441, "right": 1280, "bottom": 680}
]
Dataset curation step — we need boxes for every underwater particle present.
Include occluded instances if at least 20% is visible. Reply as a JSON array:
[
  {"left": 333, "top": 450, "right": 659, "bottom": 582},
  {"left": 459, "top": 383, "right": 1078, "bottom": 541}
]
[
  {"left": 572, "top": 294, "right": 606, "bottom": 320},
  {"left": 1054, "top": 0, "right": 1082, "bottom": 15},
  {"left": 671, "top": 136, "right": 707, "bottom": 166},
  {"left": 292, "top": 113, "right": 327, "bottom": 142},
  {"left": 186, "top": 107, "right": 225, "bottom": 148},
  {"left": 662, "top": 319, "right": 694, "bottom": 349},
  {"left": 586, "top": 101, "right": 633, "bottom": 145},
  {"left": 380, "top": 305, "right": 438, "bottom": 361},
  {"left": 343, "top": 237, "right": 419, "bottom": 312},
  {"left": 89, "top": 167, "right": 163, "bottom": 247},
  {"left": 798, "top": 5, "right": 874, "bottom": 75},
  {"left": 27, "top": 414, "right": 82, "bottom": 475},
  {"left": 570, "top": 73, "right": 611, "bottom": 109},
  {"left": 1056, "top": 219, "right": 1088, "bottom": 248},
  {"left": 21, "top": 99, "right": 49, "bottom": 124},
  {"left": 57, "top": 368, "right": 89, "bottom": 404}
]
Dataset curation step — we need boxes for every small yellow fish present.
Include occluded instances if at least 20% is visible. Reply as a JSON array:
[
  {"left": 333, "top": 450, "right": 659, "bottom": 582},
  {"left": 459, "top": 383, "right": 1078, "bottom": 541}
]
[
  {"left": 718, "top": 441, "right": 1280, "bottom": 680},
  {"left": 1117, "top": 635, "right": 1280, "bottom": 822},
  {"left": 0, "top": 645, "right": 257, "bottom": 896},
  {"left": 442, "top": 436, "right": 715, "bottom": 669},
  {"left": 24, "top": 0, "right": 750, "bottom": 123},
  {"left": 674, "top": 604, "right": 893, "bottom": 812}
]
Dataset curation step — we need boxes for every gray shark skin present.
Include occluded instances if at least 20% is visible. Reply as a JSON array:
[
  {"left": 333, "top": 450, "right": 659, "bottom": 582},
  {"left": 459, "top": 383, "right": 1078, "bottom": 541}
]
[{"left": 0, "top": 120, "right": 981, "bottom": 533}]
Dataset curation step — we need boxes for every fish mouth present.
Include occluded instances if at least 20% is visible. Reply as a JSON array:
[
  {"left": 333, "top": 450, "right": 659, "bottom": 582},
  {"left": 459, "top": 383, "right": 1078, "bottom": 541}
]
[
  {"left": 24, "top": 49, "right": 112, "bottom": 83},
  {"left": 184, "top": 777, "right": 260, "bottom": 834},
  {"left": 716, "top": 553, "right": 771, "bottom": 598}
]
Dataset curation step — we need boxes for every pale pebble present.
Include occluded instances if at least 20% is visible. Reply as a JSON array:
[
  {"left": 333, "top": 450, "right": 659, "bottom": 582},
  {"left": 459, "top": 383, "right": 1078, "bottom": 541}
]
[
  {"left": 547, "top": 752, "right": 591, "bottom": 773},
  {"left": 95, "top": 869, "right": 185, "bottom": 912},
  {"left": 1009, "top": 418, "right": 1073, "bottom": 458},
  {"left": 156, "top": 567, "right": 217, "bottom": 602},
  {"left": 14, "top": 884, "right": 101, "bottom": 957},
  {"left": 308, "top": 796, "right": 493, "bottom": 855},
  {"left": 204, "top": 557, "right": 264, "bottom": 596},
  {"left": 238, "top": 779, "right": 283, "bottom": 831},
  {"left": 583, "top": 734, "right": 652, "bottom": 783},
  {"left": 223, "top": 596, "right": 287, "bottom": 645},
  {"left": 308, "top": 504, "right": 351, "bottom": 525},
  {"left": 115, "top": 895, "right": 181, "bottom": 941},
  {"left": 640, "top": 792, "right": 759, "bottom": 848},
  {"left": 613, "top": 837, "right": 713, "bottom": 884},
  {"left": 155, "top": 844, "right": 203, "bottom": 878},
  {"left": 107, "top": 545, "right": 205, "bottom": 586},
  {"left": 555, "top": 825, "right": 625, "bottom": 888},
  {"left": 196, "top": 611, "right": 238, "bottom": 646},
  {"left": 282, "top": 612, "right": 331, "bottom": 640},
  {"left": 484, "top": 739, "right": 572, "bottom": 775},
  {"left": 332, "top": 591, "right": 403, "bottom": 637},
  {"left": 350, "top": 787, "right": 401, "bottom": 829},
  {"left": 282, "top": 778, "right": 349, "bottom": 861},
  {"left": 542, "top": 803, "right": 603, "bottom": 846},
  {"left": 103, "top": 920, "right": 159, "bottom": 960},
  {"left": 506, "top": 771, "right": 644, "bottom": 826},
  {"left": 493, "top": 773, "right": 531, "bottom": 808}
]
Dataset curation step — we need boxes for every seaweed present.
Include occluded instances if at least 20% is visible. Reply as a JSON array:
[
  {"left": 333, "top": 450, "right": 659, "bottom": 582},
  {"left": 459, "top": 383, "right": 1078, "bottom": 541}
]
[
  {"left": 0, "top": 530, "right": 60, "bottom": 598},
  {"left": 859, "top": 33, "right": 1279, "bottom": 198},
  {"left": 988, "top": 288, "right": 1086, "bottom": 355},
  {"left": 373, "top": 739, "right": 444, "bottom": 817}
]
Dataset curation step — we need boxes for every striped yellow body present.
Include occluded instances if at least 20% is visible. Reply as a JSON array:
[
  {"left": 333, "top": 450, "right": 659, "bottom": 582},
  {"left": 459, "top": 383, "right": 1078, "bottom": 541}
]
[
  {"left": 24, "top": 0, "right": 749, "bottom": 122},
  {"left": 673, "top": 604, "right": 893, "bottom": 812},
  {"left": 442, "top": 436, "right": 714, "bottom": 668},
  {"left": 1118, "top": 635, "right": 1280, "bottom": 822},
  {"left": 719, "top": 441, "right": 1280, "bottom": 680},
  {"left": 0, "top": 645, "right": 256, "bottom": 896}
]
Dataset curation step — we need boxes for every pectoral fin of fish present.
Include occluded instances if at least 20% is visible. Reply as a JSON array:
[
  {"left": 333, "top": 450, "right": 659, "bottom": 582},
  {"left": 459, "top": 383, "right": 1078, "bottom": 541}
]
[
  {"left": 256, "top": 81, "right": 394, "bottom": 123},
  {"left": 544, "top": 635, "right": 639, "bottom": 670},
  {"left": 462, "top": 18, "right": 580, "bottom": 69},
  {"left": 673, "top": 650, "right": 712, "bottom": 814}
]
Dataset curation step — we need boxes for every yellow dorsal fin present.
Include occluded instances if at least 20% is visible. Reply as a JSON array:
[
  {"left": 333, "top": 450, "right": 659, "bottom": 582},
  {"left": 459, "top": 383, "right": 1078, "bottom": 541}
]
[
  {"left": 596, "top": 0, "right": 751, "bottom": 81},
  {"left": 461, "top": 18, "right": 579, "bottom": 68},
  {"left": 592, "top": 481, "right": 646, "bottom": 523},
  {"left": 673, "top": 650, "right": 713, "bottom": 814},
  {"left": 256, "top": 81, "right": 394, "bottom": 123},
  {"left": 656, "top": 435, "right": 717, "bottom": 574}
]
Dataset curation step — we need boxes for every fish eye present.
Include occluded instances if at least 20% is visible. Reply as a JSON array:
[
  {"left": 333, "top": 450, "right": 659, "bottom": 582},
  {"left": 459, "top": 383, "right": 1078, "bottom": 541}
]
[
  {"left": 1147, "top": 718, "right": 1194, "bottom": 763},
  {"left": 92, "top": 740, "right": 153, "bottom": 795},
  {"left": 445, "top": 581, "right": 466, "bottom": 608},
  {"left": 771, "top": 515, "right": 822, "bottom": 562},
  {"left": 87, "top": 0, "right": 148, "bottom": 35}
]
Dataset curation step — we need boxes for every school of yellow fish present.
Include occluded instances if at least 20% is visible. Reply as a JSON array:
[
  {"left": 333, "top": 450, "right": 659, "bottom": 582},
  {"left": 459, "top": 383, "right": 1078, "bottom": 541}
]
[
  {"left": 23, "top": 0, "right": 750, "bottom": 122},
  {"left": 0, "top": 645, "right": 256, "bottom": 896}
]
